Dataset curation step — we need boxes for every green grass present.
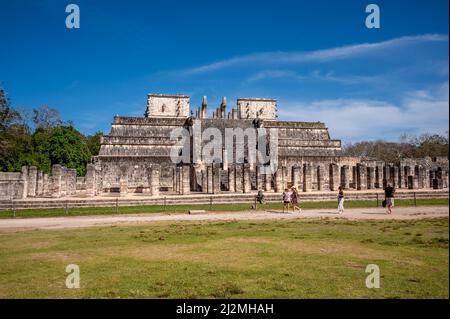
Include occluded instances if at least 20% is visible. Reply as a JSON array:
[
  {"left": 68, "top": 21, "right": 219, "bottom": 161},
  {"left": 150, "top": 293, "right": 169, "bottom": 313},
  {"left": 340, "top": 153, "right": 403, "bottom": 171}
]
[
  {"left": 0, "top": 198, "right": 448, "bottom": 219},
  {"left": 0, "top": 217, "right": 448, "bottom": 298}
]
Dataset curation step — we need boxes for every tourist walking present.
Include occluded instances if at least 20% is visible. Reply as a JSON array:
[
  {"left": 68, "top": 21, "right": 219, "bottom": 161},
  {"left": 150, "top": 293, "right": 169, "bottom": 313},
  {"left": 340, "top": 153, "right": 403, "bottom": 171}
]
[
  {"left": 256, "top": 189, "right": 265, "bottom": 204},
  {"left": 291, "top": 187, "right": 301, "bottom": 212},
  {"left": 282, "top": 188, "right": 291, "bottom": 213},
  {"left": 337, "top": 186, "right": 344, "bottom": 214},
  {"left": 384, "top": 183, "right": 395, "bottom": 214}
]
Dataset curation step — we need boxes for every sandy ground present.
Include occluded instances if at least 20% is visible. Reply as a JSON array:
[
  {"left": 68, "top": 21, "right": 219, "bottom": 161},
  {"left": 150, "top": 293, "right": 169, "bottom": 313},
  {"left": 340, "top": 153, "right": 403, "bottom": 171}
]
[{"left": 0, "top": 206, "right": 448, "bottom": 232}]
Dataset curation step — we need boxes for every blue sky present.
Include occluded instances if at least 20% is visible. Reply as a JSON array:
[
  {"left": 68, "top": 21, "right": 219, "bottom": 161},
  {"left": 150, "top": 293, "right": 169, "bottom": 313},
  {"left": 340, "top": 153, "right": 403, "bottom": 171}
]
[{"left": 0, "top": 0, "right": 448, "bottom": 142}]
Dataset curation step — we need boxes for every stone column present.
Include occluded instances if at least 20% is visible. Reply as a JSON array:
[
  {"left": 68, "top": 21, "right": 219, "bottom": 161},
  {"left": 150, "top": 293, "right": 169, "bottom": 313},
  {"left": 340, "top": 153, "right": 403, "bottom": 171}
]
[
  {"left": 27, "top": 166, "right": 37, "bottom": 197},
  {"left": 424, "top": 169, "right": 430, "bottom": 188},
  {"left": 351, "top": 166, "right": 357, "bottom": 189},
  {"left": 443, "top": 170, "right": 449, "bottom": 188},
  {"left": 423, "top": 168, "right": 430, "bottom": 189},
  {"left": 60, "top": 167, "right": 67, "bottom": 197},
  {"left": 222, "top": 149, "right": 228, "bottom": 171},
  {"left": 66, "top": 169, "right": 77, "bottom": 196},
  {"left": 291, "top": 165, "right": 301, "bottom": 190},
  {"left": 212, "top": 163, "right": 221, "bottom": 194},
  {"left": 51, "top": 164, "right": 63, "bottom": 198},
  {"left": 207, "top": 165, "right": 213, "bottom": 194},
  {"left": 172, "top": 167, "right": 177, "bottom": 193},
  {"left": 228, "top": 165, "right": 235, "bottom": 192},
  {"left": 404, "top": 166, "right": 411, "bottom": 188},
  {"left": 417, "top": 167, "right": 424, "bottom": 189},
  {"left": 85, "top": 164, "right": 96, "bottom": 197},
  {"left": 43, "top": 173, "right": 49, "bottom": 196},
  {"left": 235, "top": 164, "right": 243, "bottom": 193},
  {"left": 36, "top": 170, "right": 44, "bottom": 197},
  {"left": 393, "top": 166, "right": 399, "bottom": 188},
  {"left": 329, "top": 164, "right": 340, "bottom": 191},
  {"left": 180, "top": 165, "right": 190, "bottom": 195},
  {"left": 340, "top": 165, "right": 350, "bottom": 189},
  {"left": 366, "top": 166, "right": 375, "bottom": 189},
  {"left": 374, "top": 165, "right": 382, "bottom": 188},
  {"left": 264, "top": 172, "right": 272, "bottom": 192},
  {"left": 302, "top": 164, "right": 312, "bottom": 192},
  {"left": 398, "top": 164, "right": 405, "bottom": 188},
  {"left": 149, "top": 165, "right": 160, "bottom": 197},
  {"left": 274, "top": 168, "right": 284, "bottom": 192},
  {"left": 256, "top": 166, "right": 263, "bottom": 191},
  {"left": 381, "top": 165, "right": 388, "bottom": 188},
  {"left": 95, "top": 164, "right": 103, "bottom": 195},
  {"left": 177, "top": 167, "right": 183, "bottom": 193},
  {"left": 356, "top": 163, "right": 367, "bottom": 190},
  {"left": 316, "top": 165, "right": 324, "bottom": 191},
  {"left": 413, "top": 175, "right": 419, "bottom": 189},
  {"left": 243, "top": 164, "right": 251, "bottom": 193},
  {"left": 20, "top": 166, "right": 28, "bottom": 199}
]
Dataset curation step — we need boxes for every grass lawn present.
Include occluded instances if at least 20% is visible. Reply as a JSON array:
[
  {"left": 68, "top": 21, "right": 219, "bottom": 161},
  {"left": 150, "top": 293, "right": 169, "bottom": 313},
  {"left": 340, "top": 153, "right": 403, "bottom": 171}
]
[
  {"left": 0, "top": 217, "right": 448, "bottom": 298},
  {"left": 1, "top": 198, "right": 448, "bottom": 219}
]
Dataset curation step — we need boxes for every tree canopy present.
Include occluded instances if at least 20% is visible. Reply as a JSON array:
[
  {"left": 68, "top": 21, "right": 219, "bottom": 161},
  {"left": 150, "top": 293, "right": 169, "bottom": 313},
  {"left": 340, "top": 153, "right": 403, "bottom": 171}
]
[
  {"left": 342, "top": 132, "right": 449, "bottom": 163},
  {"left": 0, "top": 85, "right": 102, "bottom": 175}
]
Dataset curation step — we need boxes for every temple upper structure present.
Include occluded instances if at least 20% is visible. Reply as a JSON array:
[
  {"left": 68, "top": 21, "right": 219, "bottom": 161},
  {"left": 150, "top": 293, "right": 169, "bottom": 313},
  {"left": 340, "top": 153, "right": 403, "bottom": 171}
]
[{"left": 144, "top": 94, "right": 190, "bottom": 118}]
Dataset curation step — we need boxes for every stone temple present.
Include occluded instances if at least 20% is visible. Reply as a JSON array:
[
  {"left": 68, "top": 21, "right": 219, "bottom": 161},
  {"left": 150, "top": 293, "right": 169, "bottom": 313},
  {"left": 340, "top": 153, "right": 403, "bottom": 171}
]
[{"left": 1, "top": 93, "right": 449, "bottom": 199}]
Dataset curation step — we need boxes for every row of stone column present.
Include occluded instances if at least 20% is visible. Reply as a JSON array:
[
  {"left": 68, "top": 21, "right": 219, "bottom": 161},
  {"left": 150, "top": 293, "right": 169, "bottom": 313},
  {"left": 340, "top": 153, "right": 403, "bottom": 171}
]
[
  {"left": 179, "top": 162, "right": 449, "bottom": 194},
  {"left": 116, "top": 164, "right": 160, "bottom": 197},
  {"left": 19, "top": 165, "right": 77, "bottom": 198}
]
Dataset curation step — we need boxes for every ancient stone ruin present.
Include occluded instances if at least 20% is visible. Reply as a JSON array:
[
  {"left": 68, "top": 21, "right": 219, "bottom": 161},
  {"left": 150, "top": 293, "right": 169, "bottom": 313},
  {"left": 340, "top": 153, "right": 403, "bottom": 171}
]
[{"left": 1, "top": 93, "right": 448, "bottom": 199}]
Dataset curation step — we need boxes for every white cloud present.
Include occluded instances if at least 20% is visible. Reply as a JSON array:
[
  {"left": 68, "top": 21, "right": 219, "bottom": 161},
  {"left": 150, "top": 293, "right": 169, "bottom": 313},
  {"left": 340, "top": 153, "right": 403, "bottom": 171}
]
[
  {"left": 245, "top": 69, "right": 380, "bottom": 85},
  {"left": 180, "top": 34, "right": 448, "bottom": 75},
  {"left": 246, "top": 69, "right": 305, "bottom": 82},
  {"left": 278, "top": 82, "right": 449, "bottom": 142}
]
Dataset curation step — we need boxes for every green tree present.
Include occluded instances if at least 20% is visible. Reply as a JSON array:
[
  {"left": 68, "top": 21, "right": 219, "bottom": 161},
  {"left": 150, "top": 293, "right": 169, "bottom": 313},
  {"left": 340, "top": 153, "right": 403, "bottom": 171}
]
[
  {"left": 0, "top": 86, "right": 35, "bottom": 171},
  {"left": 86, "top": 131, "right": 103, "bottom": 156},
  {"left": 35, "top": 126, "right": 92, "bottom": 176}
]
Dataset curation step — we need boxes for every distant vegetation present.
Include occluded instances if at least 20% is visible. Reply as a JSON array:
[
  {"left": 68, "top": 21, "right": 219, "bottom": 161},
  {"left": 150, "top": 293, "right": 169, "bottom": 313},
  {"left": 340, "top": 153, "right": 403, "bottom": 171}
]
[
  {"left": 342, "top": 133, "right": 449, "bottom": 163},
  {"left": 0, "top": 85, "right": 102, "bottom": 175}
]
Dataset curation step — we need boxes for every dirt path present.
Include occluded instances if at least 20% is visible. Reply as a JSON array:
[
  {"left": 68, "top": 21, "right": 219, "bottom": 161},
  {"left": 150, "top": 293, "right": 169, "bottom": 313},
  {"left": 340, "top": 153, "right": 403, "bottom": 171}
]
[{"left": 0, "top": 206, "right": 448, "bottom": 232}]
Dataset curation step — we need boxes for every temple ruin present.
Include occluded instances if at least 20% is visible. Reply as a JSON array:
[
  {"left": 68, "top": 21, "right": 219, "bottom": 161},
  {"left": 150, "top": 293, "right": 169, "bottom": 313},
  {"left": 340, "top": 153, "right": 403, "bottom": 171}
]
[{"left": 1, "top": 93, "right": 448, "bottom": 200}]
